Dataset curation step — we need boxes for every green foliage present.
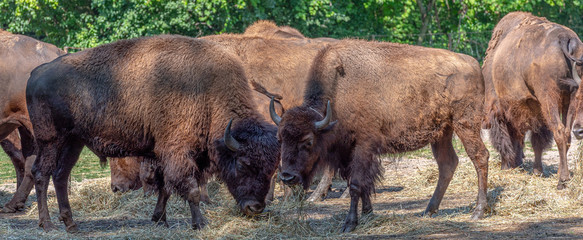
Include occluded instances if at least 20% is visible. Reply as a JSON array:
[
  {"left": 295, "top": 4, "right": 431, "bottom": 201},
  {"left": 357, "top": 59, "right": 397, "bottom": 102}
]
[{"left": 0, "top": 0, "right": 582, "bottom": 60}]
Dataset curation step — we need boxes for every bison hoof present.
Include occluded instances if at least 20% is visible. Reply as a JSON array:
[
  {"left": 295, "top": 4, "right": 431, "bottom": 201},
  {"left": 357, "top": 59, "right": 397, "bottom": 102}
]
[
  {"left": 421, "top": 209, "right": 436, "bottom": 217},
  {"left": 1, "top": 205, "right": 18, "bottom": 213},
  {"left": 341, "top": 221, "right": 357, "bottom": 233},
  {"left": 66, "top": 224, "right": 79, "bottom": 233},
  {"left": 470, "top": 210, "right": 484, "bottom": 220},
  {"left": 307, "top": 194, "right": 324, "bottom": 202},
  {"left": 192, "top": 221, "right": 206, "bottom": 230},
  {"left": 557, "top": 182, "right": 568, "bottom": 190},
  {"left": 40, "top": 221, "right": 58, "bottom": 232},
  {"left": 156, "top": 220, "right": 169, "bottom": 228}
]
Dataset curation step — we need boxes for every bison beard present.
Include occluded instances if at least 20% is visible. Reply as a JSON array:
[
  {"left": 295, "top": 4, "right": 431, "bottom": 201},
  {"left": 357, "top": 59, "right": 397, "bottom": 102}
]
[
  {"left": 483, "top": 12, "right": 583, "bottom": 189},
  {"left": 272, "top": 39, "right": 489, "bottom": 232},
  {"left": 26, "top": 35, "right": 279, "bottom": 232}
]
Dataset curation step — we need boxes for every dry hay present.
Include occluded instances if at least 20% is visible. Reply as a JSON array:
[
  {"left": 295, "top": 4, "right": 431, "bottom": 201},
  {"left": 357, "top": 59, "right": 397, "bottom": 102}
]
[{"left": 2, "top": 140, "right": 583, "bottom": 239}]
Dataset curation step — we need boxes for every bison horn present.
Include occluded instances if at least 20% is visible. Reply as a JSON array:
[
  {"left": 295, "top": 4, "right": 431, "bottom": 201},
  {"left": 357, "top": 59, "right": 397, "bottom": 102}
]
[
  {"left": 573, "top": 61, "right": 582, "bottom": 86},
  {"left": 314, "top": 101, "right": 333, "bottom": 130},
  {"left": 269, "top": 97, "right": 282, "bottom": 126},
  {"left": 224, "top": 119, "right": 240, "bottom": 151}
]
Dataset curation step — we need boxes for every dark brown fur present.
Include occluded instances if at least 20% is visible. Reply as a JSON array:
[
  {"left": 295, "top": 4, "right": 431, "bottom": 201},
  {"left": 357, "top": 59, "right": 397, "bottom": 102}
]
[
  {"left": 0, "top": 30, "right": 64, "bottom": 213},
  {"left": 26, "top": 35, "right": 279, "bottom": 232},
  {"left": 111, "top": 28, "right": 337, "bottom": 201},
  {"left": 483, "top": 12, "right": 583, "bottom": 189},
  {"left": 275, "top": 39, "right": 489, "bottom": 232}
]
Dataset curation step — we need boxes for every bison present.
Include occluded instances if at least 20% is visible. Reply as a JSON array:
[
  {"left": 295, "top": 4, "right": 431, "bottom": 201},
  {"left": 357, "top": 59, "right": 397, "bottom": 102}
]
[
  {"left": 0, "top": 30, "right": 64, "bottom": 212},
  {"left": 110, "top": 25, "right": 339, "bottom": 202},
  {"left": 26, "top": 35, "right": 279, "bottom": 232},
  {"left": 270, "top": 39, "right": 489, "bottom": 232},
  {"left": 482, "top": 12, "right": 583, "bottom": 189}
]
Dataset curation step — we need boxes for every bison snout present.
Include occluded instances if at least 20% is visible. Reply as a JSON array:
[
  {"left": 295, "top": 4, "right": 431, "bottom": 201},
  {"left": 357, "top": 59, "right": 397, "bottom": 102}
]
[
  {"left": 111, "top": 184, "right": 127, "bottom": 193},
  {"left": 573, "top": 126, "right": 583, "bottom": 140},
  {"left": 241, "top": 200, "right": 265, "bottom": 216},
  {"left": 280, "top": 171, "right": 299, "bottom": 185}
]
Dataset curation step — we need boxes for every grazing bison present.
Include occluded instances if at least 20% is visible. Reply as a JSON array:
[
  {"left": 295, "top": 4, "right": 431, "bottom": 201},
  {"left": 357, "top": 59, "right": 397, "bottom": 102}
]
[
  {"left": 26, "top": 35, "right": 279, "bottom": 232},
  {"left": 110, "top": 29, "right": 339, "bottom": 202},
  {"left": 270, "top": 39, "right": 489, "bottom": 232},
  {"left": 0, "top": 30, "right": 64, "bottom": 212},
  {"left": 483, "top": 12, "right": 583, "bottom": 189}
]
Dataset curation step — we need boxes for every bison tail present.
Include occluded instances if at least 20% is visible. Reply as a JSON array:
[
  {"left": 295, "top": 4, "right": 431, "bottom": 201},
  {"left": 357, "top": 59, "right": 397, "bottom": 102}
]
[{"left": 489, "top": 115, "right": 517, "bottom": 165}]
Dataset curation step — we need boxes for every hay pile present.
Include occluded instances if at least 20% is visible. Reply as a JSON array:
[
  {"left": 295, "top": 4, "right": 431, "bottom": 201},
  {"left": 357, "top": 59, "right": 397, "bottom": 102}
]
[{"left": 2, "top": 140, "right": 583, "bottom": 238}]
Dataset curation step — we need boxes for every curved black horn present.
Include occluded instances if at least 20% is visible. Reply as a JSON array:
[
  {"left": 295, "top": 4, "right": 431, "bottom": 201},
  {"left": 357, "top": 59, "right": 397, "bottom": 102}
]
[
  {"left": 224, "top": 119, "right": 240, "bottom": 151},
  {"left": 314, "top": 101, "right": 332, "bottom": 130},
  {"left": 269, "top": 97, "right": 282, "bottom": 126},
  {"left": 573, "top": 61, "right": 582, "bottom": 85}
]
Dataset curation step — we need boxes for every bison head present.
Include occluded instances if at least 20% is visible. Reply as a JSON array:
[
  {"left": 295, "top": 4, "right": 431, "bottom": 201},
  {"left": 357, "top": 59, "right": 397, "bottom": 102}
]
[
  {"left": 110, "top": 157, "right": 143, "bottom": 193},
  {"left": 570, "top": 61, "right": 583, "bottom": 139},
  {"left": 270, "top": 98, "right": 336, "bottom": 189},
  {"left": 571, "top": 66, "right": 583, "bottom": 139},
  {"left": 215, "top": 118, "right": 279, "bottom": 216}
]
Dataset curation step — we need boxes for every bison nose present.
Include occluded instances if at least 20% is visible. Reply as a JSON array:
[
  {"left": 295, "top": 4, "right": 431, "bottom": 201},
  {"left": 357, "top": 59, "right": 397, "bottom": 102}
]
[
  {"left": 111, "top": 184, "right": 121, "bottom": 193},
  {"left": 573, "top": 126, "right": 583, "bottom": 140},
  {"left": 111, "top": 184, "right": 130, "bottom": 193},
  {"left": 280, "top": 172, "right": 299, "bottom": 185},
  {"left": 241, "top": 201, "right": 265, "bottom": 216}
]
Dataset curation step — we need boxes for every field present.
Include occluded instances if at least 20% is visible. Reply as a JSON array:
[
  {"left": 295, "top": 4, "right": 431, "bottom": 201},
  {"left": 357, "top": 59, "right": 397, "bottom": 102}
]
[{"left": 2, "top": 136, "right": 583, "bottom": 239}]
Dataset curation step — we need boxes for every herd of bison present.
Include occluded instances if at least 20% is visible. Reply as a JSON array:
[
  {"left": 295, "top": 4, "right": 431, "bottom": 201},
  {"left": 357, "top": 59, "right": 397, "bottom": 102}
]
[{"left": 1, "top": 11, "right": 583, "bottom": 234}]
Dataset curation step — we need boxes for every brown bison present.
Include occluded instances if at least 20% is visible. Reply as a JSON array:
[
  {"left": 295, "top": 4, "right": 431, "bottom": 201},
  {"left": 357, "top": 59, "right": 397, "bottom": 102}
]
[
  {"left": 26, "top": 35, "right": 280, "bottom": 232},
  {"left": 110, "top": 26, "right": 339, "bottom": 201},
  {"left": 270, "top": 39, "right": 489, "bottom": 232},
  {"left": 483, "top": 12, "right": 583, "bottom": 189},
  {"left": 0, "top": 30, "right": 65, "bottom": 212}
]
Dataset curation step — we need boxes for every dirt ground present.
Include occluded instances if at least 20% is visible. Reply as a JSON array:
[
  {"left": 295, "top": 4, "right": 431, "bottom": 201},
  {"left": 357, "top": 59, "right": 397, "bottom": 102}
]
[{"left": 2, "top": 135, "right": 583, "bottom": 239}]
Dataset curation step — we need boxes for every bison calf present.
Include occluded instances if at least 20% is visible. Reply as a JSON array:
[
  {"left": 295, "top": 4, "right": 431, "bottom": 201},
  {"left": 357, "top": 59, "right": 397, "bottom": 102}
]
[
  {"left": 26, "top": 35, "right": 279, "bottom": 232},
  {"left": 271, "top": 40, "right": 489, "bottom": 232}
]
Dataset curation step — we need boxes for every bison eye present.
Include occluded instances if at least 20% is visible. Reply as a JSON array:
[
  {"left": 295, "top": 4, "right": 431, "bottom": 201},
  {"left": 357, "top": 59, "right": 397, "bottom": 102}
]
[{"left": 303, "top": 139, "right": 313, "bottom": 149}]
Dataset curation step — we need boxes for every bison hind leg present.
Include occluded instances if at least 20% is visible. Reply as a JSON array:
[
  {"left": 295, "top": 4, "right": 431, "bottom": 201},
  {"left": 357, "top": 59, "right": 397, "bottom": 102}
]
[
  {"left": 530, "top": 126, "right": 553, "bottom": 176},
  {"left": 423, "top": 128, "right": 458, "bottom": 217}
]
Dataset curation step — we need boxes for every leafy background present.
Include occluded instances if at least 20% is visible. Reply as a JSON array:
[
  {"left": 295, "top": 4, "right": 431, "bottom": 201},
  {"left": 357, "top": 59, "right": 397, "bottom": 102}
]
[{"left": 1, "top": 0, "right": 582, "bottom": 62}]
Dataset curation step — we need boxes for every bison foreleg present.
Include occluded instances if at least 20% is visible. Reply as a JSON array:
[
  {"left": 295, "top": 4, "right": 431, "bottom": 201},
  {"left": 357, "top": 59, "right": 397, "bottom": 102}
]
[
  {"left": 151, "top": 188, "right": 170, "bottom": 227},
  {"left": 200, "top": 182, "right": 210, "bottom": 204},
  {"left": 341, "top": 180, "right": 361, "bottom": 233},
  {"left": 307, "top": 166, "right": 334, "bottom": 202},
  {"left": 423, "top": 130, "right": 458, "bottom": 217},
  {"left": 186, "top": 179, "right": 207, "bottom": 230},
  {"left": 341, "top": 148, "right": 379, "bottom": 232}
]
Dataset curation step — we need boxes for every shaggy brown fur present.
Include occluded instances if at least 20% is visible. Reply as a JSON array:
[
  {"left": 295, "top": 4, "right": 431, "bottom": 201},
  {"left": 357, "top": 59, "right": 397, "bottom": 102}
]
[
  {"left": 26, "top": 35, "right": 279, "bottom": 232},
  {"left": 482, "top": 12, "right": 583, "bottom": 189},
  {"left": 0, "top": 30, "right": 64, "bottom": 213},
  {"left": 272, "top": 39, "right": 489, "bottom": 232},
  {"left": 110, "top": 30, "right": 337, "bottom": 201}
]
